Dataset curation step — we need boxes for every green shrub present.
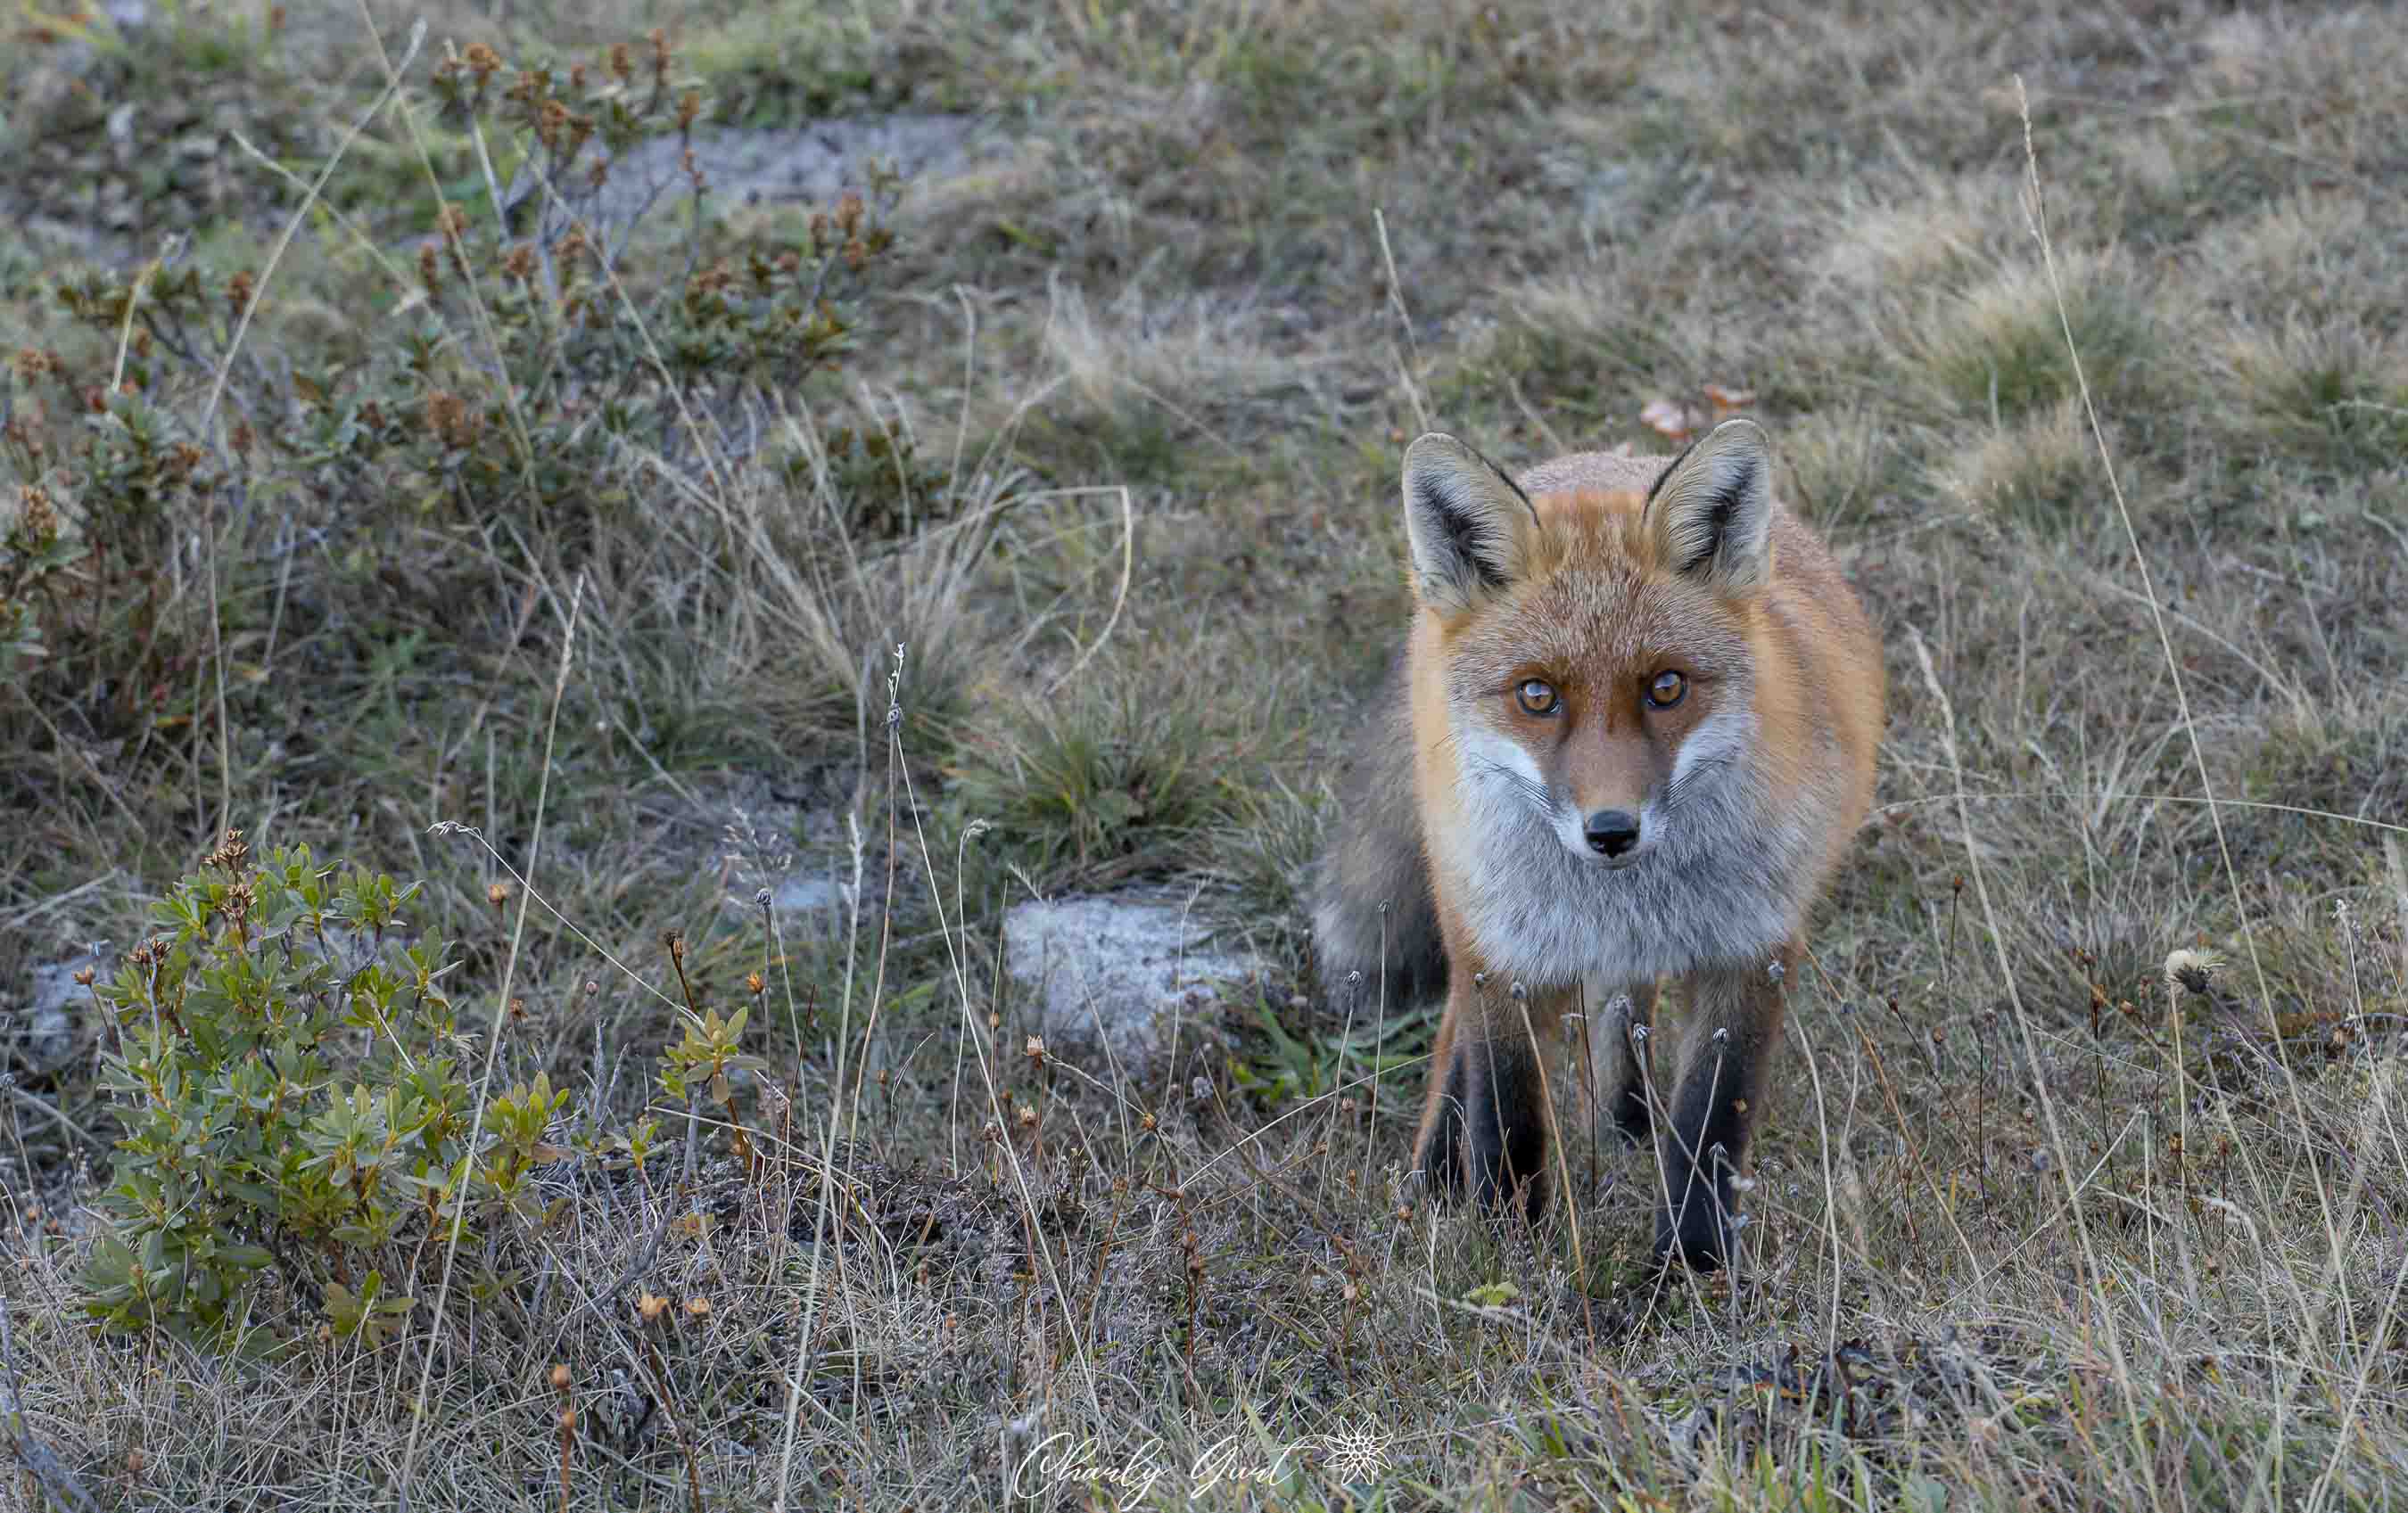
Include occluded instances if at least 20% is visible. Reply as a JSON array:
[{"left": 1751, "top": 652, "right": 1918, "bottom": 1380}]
[{"left": 80, "top": 830, "right": 574, "bottom": 1353}]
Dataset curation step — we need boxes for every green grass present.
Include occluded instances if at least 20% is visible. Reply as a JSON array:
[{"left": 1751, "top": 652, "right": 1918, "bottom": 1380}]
[{"left": 4, "top": 0, "right": 2408, "bottom": 1507}]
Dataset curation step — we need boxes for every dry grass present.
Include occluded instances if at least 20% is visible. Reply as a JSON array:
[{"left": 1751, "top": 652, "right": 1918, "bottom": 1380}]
[{"left": 5, "top": 0, "right": 2408, "bottom": 1507}]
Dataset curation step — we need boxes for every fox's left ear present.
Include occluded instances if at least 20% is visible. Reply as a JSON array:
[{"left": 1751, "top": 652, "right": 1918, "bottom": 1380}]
[{"left": 1645, "top": 417, "right": 1776, "bottom": 593}]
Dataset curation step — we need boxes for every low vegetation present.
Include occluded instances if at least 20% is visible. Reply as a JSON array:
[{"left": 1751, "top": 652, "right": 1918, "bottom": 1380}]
[{"left": 3, "top": 0, "right": 2404, "bottom": 1507}]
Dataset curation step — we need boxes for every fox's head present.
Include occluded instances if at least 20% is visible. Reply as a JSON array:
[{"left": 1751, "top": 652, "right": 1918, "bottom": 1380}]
[{"left": 1401, "top": 419, "right": 1779, "bottom": 876}]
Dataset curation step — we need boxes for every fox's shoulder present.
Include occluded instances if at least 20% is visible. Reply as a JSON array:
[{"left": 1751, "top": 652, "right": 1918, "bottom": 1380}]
[{"left": 1515, "top": 449, "right": 1676, "bottom": 499}]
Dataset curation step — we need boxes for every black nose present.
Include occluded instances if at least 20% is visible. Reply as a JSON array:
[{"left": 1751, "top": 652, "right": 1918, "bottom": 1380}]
[{"left": 1584, "top": 810, "right": 1641, "bottom": 858}]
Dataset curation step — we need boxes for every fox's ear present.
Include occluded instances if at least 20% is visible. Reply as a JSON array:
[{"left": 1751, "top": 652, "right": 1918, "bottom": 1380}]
[
  {"left": 1645, "top": 417, "right": 1776, "bottom": 593},
  {"left": 1402, "top": 433, "right": 1539, "bottom": 615}
]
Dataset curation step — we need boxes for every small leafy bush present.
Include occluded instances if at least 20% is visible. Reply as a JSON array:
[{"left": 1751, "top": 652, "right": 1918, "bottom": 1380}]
[
  {"left": 82, "top": 829, "right": 572, "bottom": 1352},
  {"left": 0, "top": 367, "right": 228, "bottom": 743}
]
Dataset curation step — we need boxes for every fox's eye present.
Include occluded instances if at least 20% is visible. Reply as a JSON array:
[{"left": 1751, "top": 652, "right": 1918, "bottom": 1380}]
[
  {"left": 1645, "top": 670, "right": 1687, "bottom": 709},
  {"left": 1515, "top": 678, "right": 1559, "bottom": 716}
]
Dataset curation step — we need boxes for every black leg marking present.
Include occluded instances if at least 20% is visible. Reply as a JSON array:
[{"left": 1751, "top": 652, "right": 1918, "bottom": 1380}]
[
  {"left": 1467, "top": 1033, "right": 1551, "bottom": 1224},
  {"left": 1414, "top": 1046, "right": 1471, "bottom": 1202},
  {"left": 1653, "top": 958, "right": 1789, "bottom": 1272}
]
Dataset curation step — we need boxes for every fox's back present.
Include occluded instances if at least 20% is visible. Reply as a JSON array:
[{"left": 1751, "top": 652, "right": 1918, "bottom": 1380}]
[{"left": 1516, "top": 448, "right": 1677, "bottom": 499}]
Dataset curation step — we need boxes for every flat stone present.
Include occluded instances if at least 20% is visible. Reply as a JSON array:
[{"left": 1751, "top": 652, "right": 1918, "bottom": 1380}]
[
  {"left": 21, "top": 950, "right": 105, "bottom": 1073},
  {"left": 770, "top": 876, "right": 845, "bottom": 916},
  {"left": 1002, "top": 893, "right": 1266, "bottom": 1073},
  {"left": 580, "top": 115, "right": 988, "bottom": 231}
]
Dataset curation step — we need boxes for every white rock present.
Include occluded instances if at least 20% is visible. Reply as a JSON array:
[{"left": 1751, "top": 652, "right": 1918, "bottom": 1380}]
[
  {"left": 21, "top": 950, "right": 105, "bottom": 1072},
  {"left": 1002, "top": 894, "right": 1266, "bottom": 1073}
]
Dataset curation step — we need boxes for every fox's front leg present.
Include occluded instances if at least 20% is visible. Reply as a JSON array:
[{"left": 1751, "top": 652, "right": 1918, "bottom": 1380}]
[
  {"left": 1654, "top": 941, "right": 1796, "bottom": 1270},
  {"left": 1412, "top": 966, "right": 1554, "bottom": 1222}
]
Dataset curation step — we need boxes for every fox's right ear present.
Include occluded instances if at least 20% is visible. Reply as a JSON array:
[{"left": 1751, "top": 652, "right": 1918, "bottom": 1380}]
[{"left": 1401, "top": 433, "right": 1539, "bottom": 615}]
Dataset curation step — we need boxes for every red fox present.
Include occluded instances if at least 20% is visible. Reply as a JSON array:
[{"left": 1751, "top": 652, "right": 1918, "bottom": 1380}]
[{"left": 1313, "top": 419, "right": 1884, "bottom": 1270}]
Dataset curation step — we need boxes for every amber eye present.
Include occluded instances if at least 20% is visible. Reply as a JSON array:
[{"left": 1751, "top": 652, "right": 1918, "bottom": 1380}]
[
  {"left": 1515, "top": 678, "right": 1559, "bottom": 716},
  {"left": 1645, "top": 670, "right": 1687, "bottom": 709}
]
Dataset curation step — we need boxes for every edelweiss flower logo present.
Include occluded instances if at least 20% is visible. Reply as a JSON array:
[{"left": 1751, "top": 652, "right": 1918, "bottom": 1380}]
[{"left": 1316, "top": 1422, "right": 1391, "bottom": 1481}]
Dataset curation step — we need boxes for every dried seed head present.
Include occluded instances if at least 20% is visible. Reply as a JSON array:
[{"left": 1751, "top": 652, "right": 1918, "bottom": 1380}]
[
  {"left": 2165, "top": 948, "right": 2222, "bottom": 997},
  {"left": 204, "top": 829, "right": 249, "bottom": 873},
  {"left": 12, "top": 484, "right": 59, "bottom": 543}
]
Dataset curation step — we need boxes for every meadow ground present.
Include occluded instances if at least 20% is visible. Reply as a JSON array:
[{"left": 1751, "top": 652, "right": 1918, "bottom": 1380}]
[{"left": 2, "top": 0, "right": 2405, "bottom": 1507}]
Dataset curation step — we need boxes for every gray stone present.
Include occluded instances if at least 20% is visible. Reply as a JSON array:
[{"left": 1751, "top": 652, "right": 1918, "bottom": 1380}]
[
  {"left": 21, "top": 950, "right": 105, "bottom": 1073},
  {"left": 565, "top": 115, "right": 988, "bottom": 238},
  {"left": 1002, "top": 894, "right": 1266, "bottom": 1073},
  {"left": 771, "top": 876, "right": 845, "bottom": 916}
]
